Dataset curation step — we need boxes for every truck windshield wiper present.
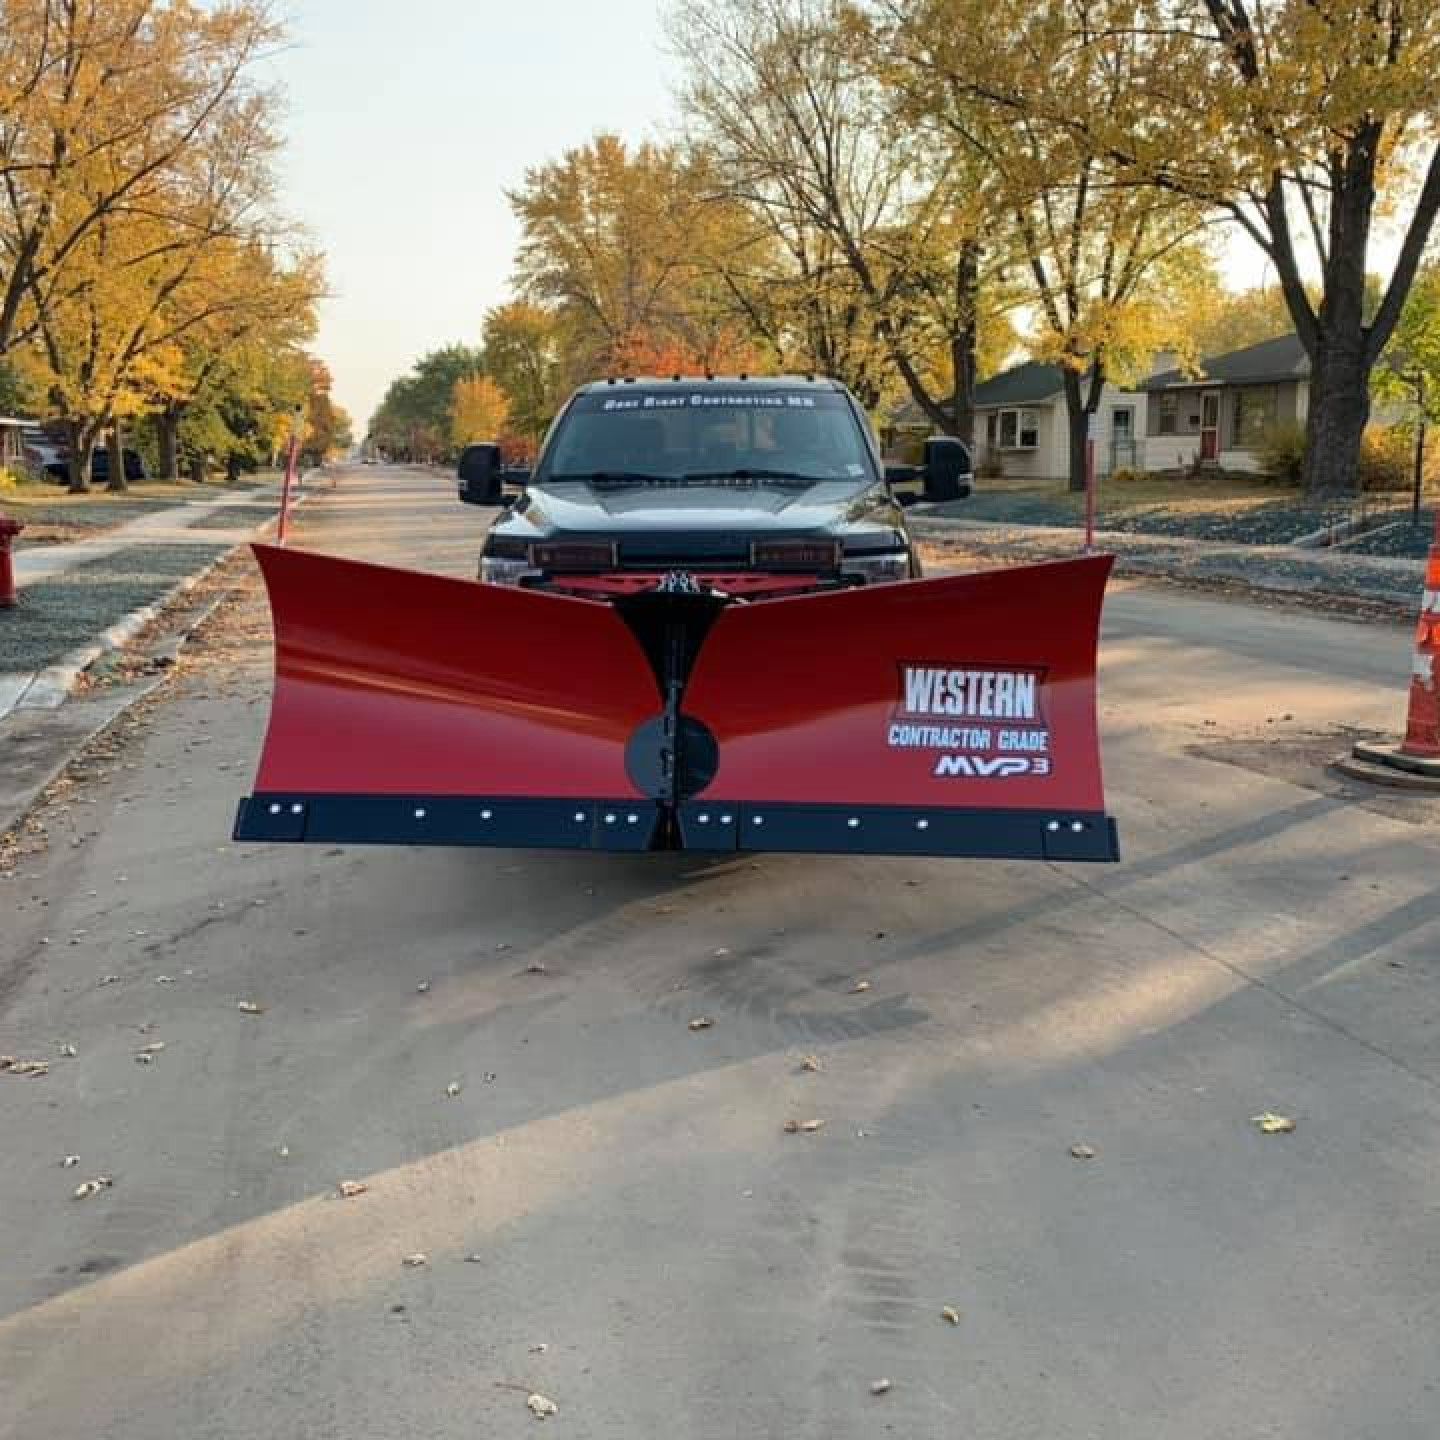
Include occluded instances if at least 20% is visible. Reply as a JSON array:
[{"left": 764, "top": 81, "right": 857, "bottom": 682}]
[
  {"left": 681, "top": 468, "right": 828, "bottom": 485},
  {"left": 547, "top": 470, "right": 679, "bottom": 485}
]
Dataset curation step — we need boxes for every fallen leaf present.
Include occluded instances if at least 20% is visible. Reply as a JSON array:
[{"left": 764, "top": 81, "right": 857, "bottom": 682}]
[
  {"left": 135, "top": 1052, "right": 154, "bottom": 1065},
  {"left": 870, "top": 1378, "right": 892, "bottom": 1396},
  {"left": 1252, "top": 1112, "right": 1296, "bottom": 1134},
  {"left": 72, "top": 1176, "right": 112, "bottom": 1200},
  {"left": 799, "top": 1055, "right": 822, "bottom": 1073},
  {"left": 784, "top": 1118, "right": 825, "bottom": 1134},
  {"left": 337, "top": 1180, "right": 368, "bottom": 1198},
  {"left": 58, "top": 1043, "right": 78, "bottom": 1058},
  {"left": 278, "top": 1146, "right": 290, "bottom": 1159},
  {"left": 530, "top": 1342, "right": 548, "bottom": 1354},
  {"left": 62, "top": 1155, "right": 80, "bottom": 1168},
  {"left": 713, "top": 947, "right": 731, "bottom": 957},
  {"left": 236, "top": 1000, "right": 263, "bottom": 1014},
  {"left": 2, "top": 1058, "right": 49, "bottom": 1077},
  {"left": 446, "top": 1081, "right": 462, "bottom": 1098},
  {"left": 416, "top": 981, "right": 431, "bottom": 994},
  {"left": 465, "top": 1253, "right": 483, "bottom": 1263},
  {"left": 526, "top": 1393, "right": 559, "bottom": 1419},
  {"left": 137, "top": 1041, "right": 165, "bottom": 1054},
  {"left": 941, "top": 1306, "right": 961, "bottom": 1326},
  {"left": 525, "top": 962, "right": 548, "bottom": 974},
  {"left": 849, "top": 979, "right": 871, "bottom": 994},
  {"left": 688, "top": 1017, "right": 714, "bottom": 1031},
  {"left": 402, "top": 1253, "right": 427, "bottom": 1267},
  {"left": 1069, "top": 1143, "right": 1096, "bottom": 1160}
]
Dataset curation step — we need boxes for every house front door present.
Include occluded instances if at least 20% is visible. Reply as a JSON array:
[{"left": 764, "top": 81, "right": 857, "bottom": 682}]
[{"left": 1200, "top": 391, "right": 1221, "bottom": 462}]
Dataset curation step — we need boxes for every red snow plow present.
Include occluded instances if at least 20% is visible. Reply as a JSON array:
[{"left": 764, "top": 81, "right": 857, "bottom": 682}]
[{"left": 234, "top": 543, "right": 1119, "bottom": 861}]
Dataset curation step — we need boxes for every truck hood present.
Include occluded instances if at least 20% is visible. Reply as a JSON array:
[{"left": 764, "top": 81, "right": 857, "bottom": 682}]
[{"left": 499, "top": 477, "right": 896, "bottom": 537}]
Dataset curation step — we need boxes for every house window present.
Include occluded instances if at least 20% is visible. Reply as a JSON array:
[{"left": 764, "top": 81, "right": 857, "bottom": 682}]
[
  {"left": 996, "top": 407, "right": 1039, "bottom": 450},
  {"left": 1232, "top": 386, "right": 1278, "bottom": 449},
  {"left": 985, "top": 413, "right": 998, "bottom": 446},
  {"left": 1157, "top": 393, "right": 1178, "bottom": 435}
]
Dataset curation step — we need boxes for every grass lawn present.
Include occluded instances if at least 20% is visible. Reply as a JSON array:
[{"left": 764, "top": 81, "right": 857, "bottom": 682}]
[
  {"left": 940, "top": 473, "right": 1405, "bottom": 545},
  {"left": 0, "top": 543, "right": 228, "bottom": 674}
]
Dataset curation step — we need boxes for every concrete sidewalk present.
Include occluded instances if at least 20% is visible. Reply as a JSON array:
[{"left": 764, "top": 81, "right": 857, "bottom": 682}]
[
  {"left": 12, "top": 487, "right": 276, "bottom": 588},
  {"left": 1, "top": 484, "right": 296, "bottom": 721}
]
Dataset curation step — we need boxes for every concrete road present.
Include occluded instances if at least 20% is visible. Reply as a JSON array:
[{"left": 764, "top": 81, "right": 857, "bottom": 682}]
[{"left": 3, "top": 464, "right": 1438, "bottom": 1439}]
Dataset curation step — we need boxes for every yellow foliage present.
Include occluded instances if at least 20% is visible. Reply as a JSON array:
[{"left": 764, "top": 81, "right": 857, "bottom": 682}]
[{"left": 451, "top": 375, "right": 511, "bottom": 447}]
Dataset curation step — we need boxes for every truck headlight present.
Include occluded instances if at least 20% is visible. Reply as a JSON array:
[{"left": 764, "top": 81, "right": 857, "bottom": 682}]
[
  {"left": 479, "top": 535, "right": 538, "bottom": 586},
  {"left": 841, "top": 549, "right": 911, "bottom": 584}
]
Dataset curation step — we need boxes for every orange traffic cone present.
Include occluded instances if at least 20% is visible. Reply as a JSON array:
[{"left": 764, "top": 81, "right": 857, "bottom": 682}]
[{"left": 1350, "top": 523, "right": 1440, "bottom": 781}]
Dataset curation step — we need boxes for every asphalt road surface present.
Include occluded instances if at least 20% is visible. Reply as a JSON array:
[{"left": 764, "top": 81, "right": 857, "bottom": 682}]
[{"left": 3, "top": 464, "right": 1438, "bottom": 1439}]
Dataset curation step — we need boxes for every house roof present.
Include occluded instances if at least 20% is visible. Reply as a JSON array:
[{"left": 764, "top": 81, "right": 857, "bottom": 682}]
[
  {"left": 972, "top": 361, "right": 1066, "bottom": 408},
  {"left": 1145, "top": 333, "right": 1309, "bottom": 390}
]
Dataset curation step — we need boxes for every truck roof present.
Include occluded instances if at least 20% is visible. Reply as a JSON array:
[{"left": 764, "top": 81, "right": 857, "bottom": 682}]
[{"left": 574, "top": 375, "right": 847, "bottom": 396}]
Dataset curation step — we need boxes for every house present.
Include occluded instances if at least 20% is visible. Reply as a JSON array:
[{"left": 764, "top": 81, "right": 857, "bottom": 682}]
[
  {"left": 883, "top": 363, "right": 1147, "bottom": 480},
  {"left": 1142, "top": 334, "right": 1308, "bottom": 473},
  {"left": 970, "top": 362, "right": 1146, "bottom": 481},
  {"left": 0, "top": 417, "right": 25, "bottom": 470}
]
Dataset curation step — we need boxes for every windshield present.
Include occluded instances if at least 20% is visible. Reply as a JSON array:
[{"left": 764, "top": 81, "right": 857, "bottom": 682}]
[{"left": 539, "top": 388, "right": 876, "bottom": 484}]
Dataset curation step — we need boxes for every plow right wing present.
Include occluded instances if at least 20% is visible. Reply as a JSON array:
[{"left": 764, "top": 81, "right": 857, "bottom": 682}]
[{"left": 676, "top": 554, "right": 1118, "bottom": 860}]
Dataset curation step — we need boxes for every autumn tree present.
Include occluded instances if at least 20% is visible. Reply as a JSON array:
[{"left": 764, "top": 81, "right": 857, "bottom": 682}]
[
  {"left": 880, "top": 0, "right": 1211, "bottom": 487},
  {"left": 479, "top": 301, "right": 564, "bottom": 446},
  {"left": 369, "top": 344, "right": 484, "bottom": 460},
  {"left": 508, "top": 134, "right": 766, "bottom": 382},
  {"left": 0, "top": 0, "right": 280, "bottom": 358},
  {"left": 929, "top": 0, "right": 1440, "bottom": 492},
  {"left": 450, "top": 374, "right": 511, "bottom": 447},
  {"left": 674, "top": 0, "right": 1016, "bottom": 434}
]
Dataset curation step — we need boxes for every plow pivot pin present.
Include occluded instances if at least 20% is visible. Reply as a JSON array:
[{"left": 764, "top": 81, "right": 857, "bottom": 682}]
[
  {"left": 627, "top": 814, "right": 638, "bottom": 824},
  {"left": 290, "top": 804, "right": 303, "bottom": 815},
  {"left": 721, "top": 815, "right": 732, "bottom": 824},
  {"left": 1047, "top": 821, "right": 1061, "bottom": 833},
  {"left": 574, "top": 812, "right": 586, "bottom": 823},
  {"left": 753, "top": 816, "right": 765, "bottom": 826},
  {"left": 698, "top": 813, "right": 710, "bottom": 824},
  {"left": 1070, "top": 821, "right": 1085, "bottom": 833},
  {"left": 414, "top": 808, "right": 427, "bottom": 819},
  {"left": 481, "top": 809, "right": 492, "bottom": 820},
  {"left": 847, "top": 817, "right": 859, "bottom": 828},
  {"left": 605, "top": 813, "right": 616, "bottom": 825},
  {"left": 269, "top": 803, "right": 282, "bottom": 815},
  {"left": 916, "top": 819, "right": 930, "bottom": 831}
]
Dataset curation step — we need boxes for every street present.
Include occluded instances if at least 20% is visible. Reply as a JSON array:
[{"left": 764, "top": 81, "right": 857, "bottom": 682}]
[{"left": 2, "top": 463, "right": 1438, "bottom": 1439}]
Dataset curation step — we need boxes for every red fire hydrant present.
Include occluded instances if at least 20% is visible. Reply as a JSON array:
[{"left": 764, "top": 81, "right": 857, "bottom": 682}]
[{"left": 0, "top": 513, "right": 23, "bottom": 608}]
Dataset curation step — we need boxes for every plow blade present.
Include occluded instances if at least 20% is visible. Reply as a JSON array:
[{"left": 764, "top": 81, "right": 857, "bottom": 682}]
[{"left": 235, "top": 544, "right": 1118, "bottom": 861}]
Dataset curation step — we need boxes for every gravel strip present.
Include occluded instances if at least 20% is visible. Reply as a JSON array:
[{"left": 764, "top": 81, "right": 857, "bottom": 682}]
[
  {"left": 935, "top": 491, "right": 1383, "bottom": 545},
  {"left": 912, "top": 515, "right": 1426, "bottom": 610},
  {"left": 0, "top": 543, "right": 228, "bottom": 674}
]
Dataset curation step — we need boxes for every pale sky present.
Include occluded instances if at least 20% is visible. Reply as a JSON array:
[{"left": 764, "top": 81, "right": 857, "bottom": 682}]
[{"left": 269, "top": 0, "right": 677, "bottom": 433}]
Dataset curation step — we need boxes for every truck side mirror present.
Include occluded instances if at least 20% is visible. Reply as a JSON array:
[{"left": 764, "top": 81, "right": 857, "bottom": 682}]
[
  {"left": 457, "top": 442, "right": 503, "bottom": 505},
  {"left": 922, "top": 436, "right": 973, "bottom": 502}
]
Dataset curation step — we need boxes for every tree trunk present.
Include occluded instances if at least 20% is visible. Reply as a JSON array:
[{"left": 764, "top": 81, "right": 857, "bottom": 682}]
[
  {"left": 947, "top": 240, "right": 980, "bottom": 444},
  {"left": 66, "top": 419, "right": 92, "bottom": 494},
  {"left": 106, "top": 419, "right": 127, "bottom": 493},
  {"left": 189, "top": 453, "right": 207, "bottom": 484},
  {"left": 157, "top": 407, "right": 180, "bottom": 481},
  {"left": 1061, "top": 369, "right": 1088, "bottom": 493},
  {"left": 1302, "top": 333, "right": 1370, "bottom": 495}
]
